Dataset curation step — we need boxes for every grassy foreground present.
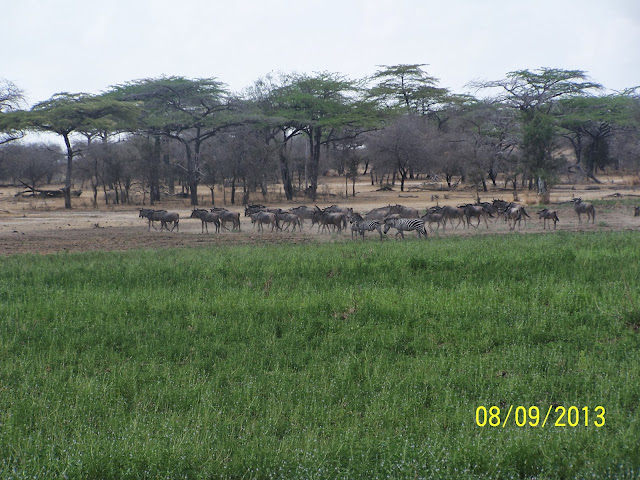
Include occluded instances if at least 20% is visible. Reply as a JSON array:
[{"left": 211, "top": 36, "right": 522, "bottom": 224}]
[{"left": 1, "top": 231, "right": 640, "bottom": 479}]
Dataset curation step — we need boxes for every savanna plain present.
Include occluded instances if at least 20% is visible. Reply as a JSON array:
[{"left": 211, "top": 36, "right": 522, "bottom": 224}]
[{"left": 1, "top": 176, "right": 640, "bottom": 479}]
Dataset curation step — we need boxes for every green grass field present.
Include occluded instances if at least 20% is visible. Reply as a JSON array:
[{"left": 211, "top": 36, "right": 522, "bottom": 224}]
[{"left": 1, "top": 231, "right": 640, "bottom": 479}]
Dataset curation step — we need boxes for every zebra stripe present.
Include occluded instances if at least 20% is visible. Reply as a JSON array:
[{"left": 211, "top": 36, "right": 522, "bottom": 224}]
[
  {"left": 383, "top": 218, "right": 427, "bottom": 239},
  {"left": 350, "top": 219, "right": 383, "bottom": 240}
]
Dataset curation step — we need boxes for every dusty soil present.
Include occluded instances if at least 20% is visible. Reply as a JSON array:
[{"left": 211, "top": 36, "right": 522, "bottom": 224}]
[{"left": 1, "top": 176, "right": 639, "bottom": 256}]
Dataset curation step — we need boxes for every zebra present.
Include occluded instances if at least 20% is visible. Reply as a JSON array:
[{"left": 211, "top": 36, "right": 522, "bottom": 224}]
[
  {"left": 382, "top": 217, "right": 427, "bottom": 239},
  {"left": 349, "top": 213, "right": 383, "bottom": 240}
]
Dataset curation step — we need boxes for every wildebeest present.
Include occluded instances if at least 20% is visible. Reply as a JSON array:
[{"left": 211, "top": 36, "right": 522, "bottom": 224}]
[
  {"left": 244, "top": 204, "right": 266, "bottom": 217},
  {"left": 139, "top": 208, "right": 167, "bottom": 231},
  {"left": 383, "top": 217, "right": 427, "bottom": 239},
  {"left": 312, "top": 207, "right": 347, "bottom": 233},
  {"left": 250, "top": 211, "right": 281, "bottom": 232},
  {"left": 159, "top": 211, "right": 180, "bottom": 232},
  {"left": 324, "top": 205, "right": 353, "bottom": 216},
  {"left": 276, "top": 212, "right": 302, "bottom": 232},
  {"left": 572, "top": 197, "right": 596, "bottom": 224},
  {"left": 364, "top": 205, "right": 392, "bottom": 220},
  {"left": 634, "top": 206, "right": 639, "bottom": 217},
  {"left": 420, "top": 212, "right": 445, "bottom": 231},
  {"left": 477, "top": 202, "right": 500, "bottom": 221},
  {"left": 441, "top": 205, "right": 465, "bottom": 229},
  {"left": 501, "top": 203, "right": 530, "bottom": 230},
  {"left": 463, "top": 204, "right": 492, "bottom": 228},
  {"left": 290, "top": 206, "right": 315, "bottom": 225},
  {"left": 211, "top": 208, "right": 241, "bottom": 231},
  {"left": 537, "top": 208, "right": 560, "bottom": 230},
  {"left": 190, "top": 209, "right": 220, "bottom": 233},
  {"left": 492, "top": 199, "right": 510, "bottom": 211},
  {"left": 389, "top": 204, "right": 419, "bottom": 218}
]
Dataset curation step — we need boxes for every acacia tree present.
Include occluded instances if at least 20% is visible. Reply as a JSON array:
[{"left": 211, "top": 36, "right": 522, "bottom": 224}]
[
  {"left": 470, "top": 68, "right": 601, "bottom": 192},
  {"left": 0, "top": 78, "right": 26, "bottom": 145},
  {"left": 244, "top": 74, "right": 298, "bottom": 200},
  {"left": 261, "top": 72, "right": 379, "bottom": 200},
  {"left": 557, "top": 93, "right": 640, "bottom": 178},
  {"left": 110, "top": 77, "right": 246, "bottom": 205},
  {"left": 609, "top": 91, "right": 640, "bottom": 176},
  {"left": 20, "top": 93, "right": 138, "bottom": 208},
  {"left": 368, "top": 64, "right": 449, "bottom": 115}
]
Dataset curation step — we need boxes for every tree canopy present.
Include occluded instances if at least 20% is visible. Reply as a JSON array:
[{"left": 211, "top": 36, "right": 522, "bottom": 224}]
[{"left": 1, "top": 67, "right": 639, "bottom": 204}]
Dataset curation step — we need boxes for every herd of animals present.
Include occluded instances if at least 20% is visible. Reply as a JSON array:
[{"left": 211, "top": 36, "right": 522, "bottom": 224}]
[{"left": 138, "top": 198, "right": 639, "bottom": 240}]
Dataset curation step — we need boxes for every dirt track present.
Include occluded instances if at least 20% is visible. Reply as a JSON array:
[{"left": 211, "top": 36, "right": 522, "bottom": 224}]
[{"left": 1, "top": 178, "right": 639, "bottom": 256}]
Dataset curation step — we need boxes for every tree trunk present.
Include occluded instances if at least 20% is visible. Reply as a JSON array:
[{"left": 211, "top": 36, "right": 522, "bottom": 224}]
[
  {"left": 63, "top": 133, "right": 73, "bottom": 209},
  {"left": 185, "top": 148, "right": 198, "bottom": 206},
  {"left": 231, "top": 176, "right": 236, "bottom": 204},
  {"left": 488, "top": 167, "right": 497, "bottom": 186},
  {"left": 306, "top": 127, "right": 322, "bottom": 200},
  {"left": 150, "top": 136, "right": 161, "bottom": 206},
  {"left": 279, "top": 150, "right": 294, "bottom": 200}
]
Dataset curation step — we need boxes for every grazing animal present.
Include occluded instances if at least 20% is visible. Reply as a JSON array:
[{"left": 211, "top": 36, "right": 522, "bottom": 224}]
[
  {"left": 389, "top": 204, "right": 420, "bottom": 218},
  {"left": 383, "top": 217, "right": 427, "bottom": 239},
  {"left": 159, "top": 211, "right": 180, "bottom": 232},
  {"left": 502, "top": 204, "right": 529, "bottom": 230},
  {"left": 537, "top": 209, "right": 560, "bottom": 230},
  {"left": 477, "top": 202, "right": 500, "bottom": 221},
  {"left": 463, "top": 204, "right": 492, "bottom": 228},
  {"left": 364, "top": 206, "right": 393, "bottom": 220},
  {"left": 572, "top": 197, "right": 596, "bottom": 224},
  {"left": 349, "top": 213, "right": 383, "bottom": 240},
  {"left": 420, "top": 212, "right": 445, "bottom": 231},
  {"left": 634, "top": 206, "right": 640, "bottom": 217},
  {"left": 211, "top": 208, "right": 241, "bottom": 231},
  {"left": 190, "top": 209, "right": 220, "bottom": 233},
  {"left": 290, "top": 206, "right": 315, "bottom": 225},
  {"left": 250, "top": 211, "right": 281, "bottom": 232},
  {"left": 139, "top": 208, "right": 167, "bottom": 231},
  {"left": 244, "top": 204, "right": 266, "bottom": 217},
  {"left": 276, "top": 212, "right": 302, "bottom": 232},
  {"left": 312, "top": 208, "right": 347, "bottom": 233},
  {"left": 323, "top": 205, "right": 353, "bottom": 216},
  {"left": 441, "top": 206, "right": 465, "bottom": 229},
  {"left": 492, "top": 199, "right": 510, "bottom": 212}
]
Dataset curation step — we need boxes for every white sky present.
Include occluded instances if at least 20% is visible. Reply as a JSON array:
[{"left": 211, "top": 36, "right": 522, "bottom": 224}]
[{"left": 3, "top": 0, "right": 640, "bottom": 107}]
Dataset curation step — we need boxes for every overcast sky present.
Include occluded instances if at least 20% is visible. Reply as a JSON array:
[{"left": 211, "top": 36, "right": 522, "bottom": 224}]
[{"left": 3, "top": 0, "right": 640, "bottom": 107}]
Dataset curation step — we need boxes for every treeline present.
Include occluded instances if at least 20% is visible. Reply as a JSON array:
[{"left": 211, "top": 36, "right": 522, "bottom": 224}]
[{"left": 1, "top": 66, "right": 639, "bottom": 208}]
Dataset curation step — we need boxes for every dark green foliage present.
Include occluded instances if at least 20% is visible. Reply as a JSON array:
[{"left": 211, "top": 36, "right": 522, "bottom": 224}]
[{"left": 1, "top": 232, "right": 639, "bottom": 478}]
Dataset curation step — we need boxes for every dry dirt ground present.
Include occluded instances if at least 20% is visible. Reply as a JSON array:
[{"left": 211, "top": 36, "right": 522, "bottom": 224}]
[{"left": 1, "top": 176, "right": 640, "bottom": 256}]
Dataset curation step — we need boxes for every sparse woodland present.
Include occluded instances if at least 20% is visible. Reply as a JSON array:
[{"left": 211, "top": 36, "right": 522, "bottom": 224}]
[{"left": 1, "top": 66, "right": 639, "bottom": 208}]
